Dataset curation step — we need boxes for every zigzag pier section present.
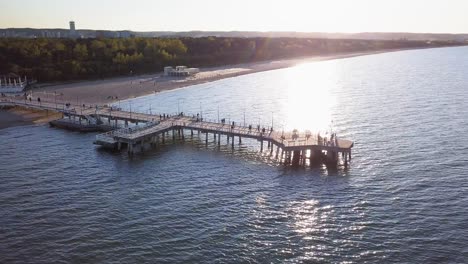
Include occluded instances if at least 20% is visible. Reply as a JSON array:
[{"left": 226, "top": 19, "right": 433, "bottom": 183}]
[{"left": 1, "top": 97, "right": 353, "bottom": 167}]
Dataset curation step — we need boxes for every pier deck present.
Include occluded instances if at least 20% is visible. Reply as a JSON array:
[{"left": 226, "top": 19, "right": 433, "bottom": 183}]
[{"left": 1, "top": 97, "right": 353, "bottom": 166}]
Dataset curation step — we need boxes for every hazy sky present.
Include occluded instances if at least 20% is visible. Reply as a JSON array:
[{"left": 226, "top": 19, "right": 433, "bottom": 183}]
[{"left": 1, "top": 0, "right": 467, "bottom": 33}]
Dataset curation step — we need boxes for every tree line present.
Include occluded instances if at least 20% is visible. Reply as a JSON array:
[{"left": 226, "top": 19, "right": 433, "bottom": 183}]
[{"left": 0, "top": 37, "right": 462, "bottom": 82}]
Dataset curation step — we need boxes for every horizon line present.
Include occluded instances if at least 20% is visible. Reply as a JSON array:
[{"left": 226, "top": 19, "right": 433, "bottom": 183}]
[{"left": 1, "top": 28, "right": 468, "bottom": 36}]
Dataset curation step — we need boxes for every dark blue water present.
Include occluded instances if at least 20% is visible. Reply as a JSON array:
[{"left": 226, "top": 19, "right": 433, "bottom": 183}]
[{"left": 1, "top": 46, "right": 468, "bottom": 263}]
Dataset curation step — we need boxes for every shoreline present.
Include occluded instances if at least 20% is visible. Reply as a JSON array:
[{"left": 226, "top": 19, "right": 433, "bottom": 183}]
[
  {"left": 0, "top": 106, "right": 62, "bottom": 130},
  {"left": 30, "top": 48, "right": 422, "bottom": 105},
  {"left": 2, "top": 46, "right": 458, "bottom": 130}
]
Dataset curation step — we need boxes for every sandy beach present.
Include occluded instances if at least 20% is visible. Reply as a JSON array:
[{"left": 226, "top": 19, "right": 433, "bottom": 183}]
[{"left": 31, "top": 49, "right": 403, "bottom": 105}]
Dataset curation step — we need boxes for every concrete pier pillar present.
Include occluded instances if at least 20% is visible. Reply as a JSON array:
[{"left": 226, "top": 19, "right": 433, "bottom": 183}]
[
  {"left": 125, "top": 120, "right": 128, "bottom": 127},
  {"left": 284, "top": 151, "right": 291, "bottom": 165},
  {"left": 181, "top": 129, "right": 185, "bottom": 141},
  {"left": 238, "top": 136, "right": 241, "bottom": 144},
  {"left": 139, "top": 141, "right": 144, "bottom": 153},
  {"left": 349, "top": 150, "right": 352, "bottom": 160},
  {"left": 326, "top": 150, "right": 338, "bottom": 165},
  {"left": 191, "top": 129, "right": 194, "bottom": 137},
  {"left": 270, "top": 143, "right": 274, "bottom": 155},
  {"left": 118, "top": 142, "right": 122, "bottom": 151},
  {"left": 292, "top": 150, "right": 300, "bottom": 166},
  {"left": 267, "top": 141, "right": 270, "bottom": 149},
  {"left": 205, "top": 132, "right": 208, "bottom": 145},
  {"left": 231, "top": 136, "right": 234, "bottom": 149},
  {"left": 227, "top": 135, "right": 230, "bottom": 143},
  {"left": 214, "top": 133, "right": 216, "bottom": 141},
  {"left": 260, "top": 140, "right": 263, "bottom": 152},
  {"left": 218, "top": 133, "right": 221, "bottom": 146},
  {"left": 136, "top": 121, "right": 138, "bottom": 125},
  {"left": 275, "top": 146, "right": 280, "bottom": 159}
]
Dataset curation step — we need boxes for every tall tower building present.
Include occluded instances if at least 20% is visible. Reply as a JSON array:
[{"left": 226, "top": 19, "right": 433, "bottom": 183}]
[{"left": 69, "top": 21, "right": 76, "bottom": 37}]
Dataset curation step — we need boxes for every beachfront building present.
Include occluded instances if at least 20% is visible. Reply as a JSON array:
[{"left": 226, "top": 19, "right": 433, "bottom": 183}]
[
  {"left": 164, "top": 66, "right": 200, "bottom": 77},
  {"left": 0, "top": 75, "right": 28, "bottom": 93}
]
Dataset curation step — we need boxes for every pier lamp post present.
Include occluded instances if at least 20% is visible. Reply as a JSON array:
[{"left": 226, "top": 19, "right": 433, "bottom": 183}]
[
  {"left": 271, "top": 111, "right": 274, "bottom": 130},
  {"left": 200, "top": 102, "right": 203, "bottom": 120},
  {"left": 130, "top": 102, "right": 132, "bottom": 119},
  {"left": 177, "top": 99, "right": 180, "bottom": 114},
  {"left": 177, "top": 99, "right": 184, "bottom": 115},
  {"left": 243, "top": 109, "right": 246, "bottom": 127}
]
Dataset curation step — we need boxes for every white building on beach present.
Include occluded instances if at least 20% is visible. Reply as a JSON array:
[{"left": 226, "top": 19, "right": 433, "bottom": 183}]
[
  {"left": 0, "top": 76, "right": 28, "bottom": 93},
  {"left": 164, "top": 66, "right": 200, "bottom": 77}
]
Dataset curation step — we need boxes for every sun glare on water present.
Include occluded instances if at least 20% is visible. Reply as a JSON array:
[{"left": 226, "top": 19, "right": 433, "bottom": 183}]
[{"left": 281, "top": 62, "right": 338, "bottom": 133}]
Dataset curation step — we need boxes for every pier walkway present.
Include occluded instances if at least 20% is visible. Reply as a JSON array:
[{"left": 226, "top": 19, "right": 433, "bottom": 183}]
[{"left": 1, "top": 97, "right": 353, "bottom": 166}]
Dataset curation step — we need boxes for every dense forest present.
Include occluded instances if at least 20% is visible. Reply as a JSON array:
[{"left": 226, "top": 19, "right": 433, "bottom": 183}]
[{"left": 0, "top": 37, "right": 463, "bottom": 82}]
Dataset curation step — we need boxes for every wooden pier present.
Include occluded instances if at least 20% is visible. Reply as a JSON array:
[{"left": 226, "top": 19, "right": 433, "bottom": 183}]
[{"left": 1, "top": 97, "right": 353, "bottom": 166}]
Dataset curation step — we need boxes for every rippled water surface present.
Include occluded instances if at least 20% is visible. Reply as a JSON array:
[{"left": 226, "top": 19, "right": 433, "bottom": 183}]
[{"left": 1, "top": 47, "right": 468, "bottom": 263}]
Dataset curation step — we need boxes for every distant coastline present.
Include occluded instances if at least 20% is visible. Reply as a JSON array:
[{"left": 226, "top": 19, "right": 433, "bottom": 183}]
[{"left": 31, "top": 46, "right": 460, "bottom": 105}]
